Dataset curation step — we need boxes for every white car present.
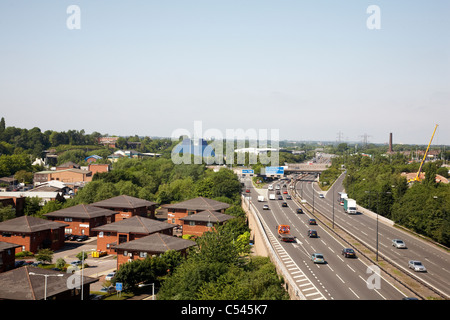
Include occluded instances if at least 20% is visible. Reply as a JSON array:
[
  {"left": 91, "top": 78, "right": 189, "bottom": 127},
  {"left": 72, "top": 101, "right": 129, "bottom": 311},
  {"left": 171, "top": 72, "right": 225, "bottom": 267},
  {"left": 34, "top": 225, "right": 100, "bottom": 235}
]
[
  {"left": 319, "top": 194, "right": 324, "bottom": 198},
  {"left": 392, "top": 239, "right": 407, "bottom": 249},
  {"left": 105, "top": 271, "right": 116, "bottom": 281},
  {"left": 408, "top": 260, "right": 426, "bottom": 272},
  {"left": 311, "top": 253, "right": 325, "bottom": 264}
]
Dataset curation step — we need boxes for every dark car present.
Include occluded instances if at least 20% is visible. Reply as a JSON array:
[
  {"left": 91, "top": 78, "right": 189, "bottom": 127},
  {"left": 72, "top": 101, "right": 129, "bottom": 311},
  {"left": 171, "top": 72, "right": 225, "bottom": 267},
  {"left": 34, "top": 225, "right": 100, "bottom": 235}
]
[
  {"left": 296, "top": 208, "right": 303, "bottom": 214},
  {"left": 307, "top": 230, "right": 318, "bottom": 238},
  {"left": 342, "top": 248, "right": 356, "bottom": 258},
  {"left": 278, "top": 196, "right": 283, "bottom": 200},
  {"left": 309, "top": 218, "right": 317, "bottom": 225},
  {"left": 282, "top": 202, "right": 288, "bottom": 207},
  {"left": 76, "top": 235, "right": 89, "bottom": 242},
  {"left": 65, "top": 234, "right": 73, "bottom": 241}
]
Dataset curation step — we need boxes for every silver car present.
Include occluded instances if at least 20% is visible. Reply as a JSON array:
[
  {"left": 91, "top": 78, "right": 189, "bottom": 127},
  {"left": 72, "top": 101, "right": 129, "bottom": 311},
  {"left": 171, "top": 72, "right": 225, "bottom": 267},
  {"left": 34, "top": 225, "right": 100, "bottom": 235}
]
[
  {"left": 392, "top": 239, "right": 407, "bottom": 249},
  {"left": 408, "top": 260, "right": 426, "bottom": 272}
]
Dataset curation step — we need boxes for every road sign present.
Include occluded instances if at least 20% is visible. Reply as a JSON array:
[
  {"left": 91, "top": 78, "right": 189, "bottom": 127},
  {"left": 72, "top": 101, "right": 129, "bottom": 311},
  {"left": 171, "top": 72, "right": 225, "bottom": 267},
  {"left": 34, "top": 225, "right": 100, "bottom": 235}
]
[
  {"left": 242, "top": 169, "right": 254, "bottom": 174},
  {"left": 116, "top": 282, "right": 123, "bottom": 292},
  {"left": 265, "top": 166, "right": 284, "bottom": 175}
]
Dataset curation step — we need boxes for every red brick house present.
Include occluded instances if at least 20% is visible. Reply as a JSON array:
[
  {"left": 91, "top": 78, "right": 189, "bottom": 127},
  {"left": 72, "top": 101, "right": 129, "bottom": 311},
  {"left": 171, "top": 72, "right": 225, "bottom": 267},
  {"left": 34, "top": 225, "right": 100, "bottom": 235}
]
[
  {"left": 115, "top": 233, "right": 196, "bottom": 269},
  {"left": 179, "top": 210, "right": 234, "bottom": 237},
  {"left": 92, "top": 216, "right": 176, "bottom": 254},
  {"left": 163, "top": 197, "right": 230, "bottom": 226},
  {"left": 92, "top": 195, "right": 158, "bottom": 221},
  {"left": 0, "top": 241, "right": 21, "bottom": 273},
  {"left": 44, "top": 204, "right": 116, "bottom": 237},
  {"left": 0, "top": 216, "right": 67, "bottom": 254},
  {"left": 0, "top": 266, "right": 98, "bottom": 300}
]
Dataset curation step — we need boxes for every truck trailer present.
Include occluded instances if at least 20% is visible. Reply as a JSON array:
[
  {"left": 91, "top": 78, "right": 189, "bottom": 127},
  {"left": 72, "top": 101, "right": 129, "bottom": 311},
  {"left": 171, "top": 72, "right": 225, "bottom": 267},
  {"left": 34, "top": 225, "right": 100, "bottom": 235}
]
[{"left": 343, "top": 198, "right": 357, "bottom": 214}]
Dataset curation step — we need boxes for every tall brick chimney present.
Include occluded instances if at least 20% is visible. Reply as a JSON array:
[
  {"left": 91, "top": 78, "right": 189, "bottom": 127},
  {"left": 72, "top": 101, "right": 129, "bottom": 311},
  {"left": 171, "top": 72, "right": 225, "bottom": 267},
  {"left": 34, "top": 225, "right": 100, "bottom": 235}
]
[{"left": 388, "top": 133, "right": 393, "bottom": 153}]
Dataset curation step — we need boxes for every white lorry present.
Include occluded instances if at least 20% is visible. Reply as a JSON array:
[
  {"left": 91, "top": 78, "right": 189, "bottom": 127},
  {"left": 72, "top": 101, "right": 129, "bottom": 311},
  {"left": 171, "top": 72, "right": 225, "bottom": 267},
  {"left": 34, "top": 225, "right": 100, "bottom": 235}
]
[
  {"left": 258, "top": 195, "right": 265, "bottom": 202},
  {"left": 269, "top": 194, "right": 276, "bottom": 200}
]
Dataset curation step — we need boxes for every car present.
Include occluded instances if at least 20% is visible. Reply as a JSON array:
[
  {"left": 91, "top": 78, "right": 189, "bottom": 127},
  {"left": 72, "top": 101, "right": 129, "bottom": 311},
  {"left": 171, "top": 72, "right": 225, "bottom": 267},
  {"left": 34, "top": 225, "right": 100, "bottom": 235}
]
[
  {"left": 245, "top": 189, "right": 250, "bottom": 193},
  {"left": 105, "top": 271, "right": 116, "bottom": 281},
  {"left": 278, "top": 196, "right": 283, "bottom": 200},
  {"left": 309, "top": 218, "right": 317, "bottom": 225},
  {"left": 15, "top": 261, "right": 26, "bottom": 268},
  {"left": 65, "top": 234, "right": 73, "bottom": 241},
  {"left": 69, "top": 235, "right": 79, "bottom": 241},
  {"left": 307, "top": 230, "right": 318, "bottom": 238},
  {"left": 311, "top": 253, "right": 325, "bottom": 264},
  {"left": 342, "top": 248, "right": 356, "bottom": 258},
  {"left": 392, "top": 239, "right": 407, "bottom": 249},
  {"left": 282, "top": 202, "right": 288, "bottom": 207},
  {"left": 76, "top": 235, "right": 89, "bottom": 242},
  {"left": 100, "top": 286, "right": 116, "bottom": 293},
  {"left": 319, "top": 194, "right": 324, "bottom": 198},
  {"left": 408, "top": 260, "right": 426, "bottom": 272},
  {"left": 296, "top": 208, "right": 303, "bottom": 214},
  {"left": 286, "top": 195, "right": 291, "bottom": 200},
  {"left": 276, "top": 190, "right": 281, "bottom": 195},
  {"left": 263, "top": 204, "right": 270, "bottom": 210},
  {"left": 275, "top": 185, "right": 280, "bottom": 190},
  {"left": 268, "top": 185, "right": 274, "bottom": 191},
  {"left": 70, "top": 260, "right": 82, "bottom": 266},
  {"left": 283, "top": 191, "right": 288, "bottom": 194}
]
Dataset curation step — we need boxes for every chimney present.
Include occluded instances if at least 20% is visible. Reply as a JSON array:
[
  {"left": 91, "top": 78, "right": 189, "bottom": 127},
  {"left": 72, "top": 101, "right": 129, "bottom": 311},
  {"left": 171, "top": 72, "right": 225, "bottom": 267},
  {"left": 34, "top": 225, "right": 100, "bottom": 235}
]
[{"left": 388, "top": 133, "right": 393, "bottom": 153}]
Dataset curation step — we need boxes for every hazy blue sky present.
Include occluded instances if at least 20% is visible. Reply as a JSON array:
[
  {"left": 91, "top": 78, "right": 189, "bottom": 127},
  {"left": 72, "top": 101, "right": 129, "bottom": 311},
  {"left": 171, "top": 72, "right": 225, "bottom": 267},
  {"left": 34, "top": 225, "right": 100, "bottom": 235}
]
[{"left": 1, "top": 1, "right": 449, "bottom": 145}]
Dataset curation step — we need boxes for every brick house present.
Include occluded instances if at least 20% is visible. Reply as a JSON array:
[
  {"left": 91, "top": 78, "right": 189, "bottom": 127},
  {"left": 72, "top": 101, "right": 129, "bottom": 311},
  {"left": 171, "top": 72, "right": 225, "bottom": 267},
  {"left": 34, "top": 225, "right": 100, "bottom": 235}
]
[
  {"left": 44, "top": 204, "right": 116, "bottom": 237},
  {"left": 0, "top": 266, "right": 98, "bottom": 300},
  {"left": 92, "top": 195, "right": 158, "bottom": 221},
  {"left": 179, "top": 210, "right": 234, "bottom": 237},
  {"left": 115, "top": 233, "right": 196, "bottom": 269},
  {"left": 92, "top": 216, "right": 176, "bottom": 254},
  {"left": 88, "top": 163, "right": 110, "bottom": 176},
  {"left": 163, "top": 197, "right": 230, "bottom": 226},
  {"left": 0, "top": 241, "right": 21, "bottom": 273},
  {"left": 0, "top": 216, "right": 67, "bottom": 254},
  {"left": 33, "top": 169, "right": 92, "bottom": 185}
]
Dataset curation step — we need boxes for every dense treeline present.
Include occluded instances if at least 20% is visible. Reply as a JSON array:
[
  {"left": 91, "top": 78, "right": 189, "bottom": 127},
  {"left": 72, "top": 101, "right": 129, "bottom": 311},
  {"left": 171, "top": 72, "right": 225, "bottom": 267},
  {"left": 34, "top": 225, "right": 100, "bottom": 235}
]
[{"left": 342, "top": 153, "right": 450, "bottom": 246}]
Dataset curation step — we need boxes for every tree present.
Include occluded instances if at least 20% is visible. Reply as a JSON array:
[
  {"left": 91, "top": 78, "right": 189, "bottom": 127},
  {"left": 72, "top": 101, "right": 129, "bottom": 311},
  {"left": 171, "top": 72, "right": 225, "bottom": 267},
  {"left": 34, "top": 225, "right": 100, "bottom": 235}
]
[
  {"left": 35, "top": 248, "right": 54, "bottom": 264},
  {"left": 0, "top": 117, "right": 5, "bottom": 133},
  {"left": 0, "top": 204, "right": 15, "bottom": 222},
  {"left": 56, "top": 258, "right": 66, "bottom": 270}
]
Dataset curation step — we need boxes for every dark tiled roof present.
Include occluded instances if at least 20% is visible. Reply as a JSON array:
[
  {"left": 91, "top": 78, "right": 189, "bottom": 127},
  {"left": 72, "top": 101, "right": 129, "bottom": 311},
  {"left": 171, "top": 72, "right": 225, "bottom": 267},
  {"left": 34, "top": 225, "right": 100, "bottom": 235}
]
[
  {"left": 0, "top": 241, "right": 21, "bottom": 252},
  {"left": 163, "top": 197, "right": 230, "bottom": 211},
  {"left": 0, "top": 216, "right": 68, "bottom": 233},
  {"left": 179, "top": 210, "right": 234, "bottom": 223},
  {"left": 0, "top": 266, "right": 98, "bottom": 300},
  {"left": 92, "top": 195, "right": 157, "bottom": 209},
  {"left": 92, "top": 216, "right": 175, "bottom": 234},
  {"left": 44, "top": 204, "right": 116, "bottom": 219},
  {"left": 114, "top": 233, "right": 196, "bottom": 253}
]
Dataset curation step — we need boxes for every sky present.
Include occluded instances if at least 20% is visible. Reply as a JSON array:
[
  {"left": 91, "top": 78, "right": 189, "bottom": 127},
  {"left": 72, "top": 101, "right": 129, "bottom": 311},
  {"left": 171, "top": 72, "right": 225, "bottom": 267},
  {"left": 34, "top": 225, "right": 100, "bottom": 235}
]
[{"left": 0, "top": 0, "right": 449, "bottom": 145}]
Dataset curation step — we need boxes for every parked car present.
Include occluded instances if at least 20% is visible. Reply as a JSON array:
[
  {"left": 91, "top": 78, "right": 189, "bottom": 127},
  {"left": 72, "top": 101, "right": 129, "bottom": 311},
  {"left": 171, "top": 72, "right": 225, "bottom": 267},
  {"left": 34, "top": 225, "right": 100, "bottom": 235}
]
[
  {"left": 65, "top": 234, "right": 73, "bottom": 241},
  {"left": 311, "top": 253, "right": 325, "bottom": 264},
  {"left": 76, "top": 235, "right": 89, "bottom": 242},
  {"left": 408, "top": 260, "right": 426, "bottom": 272},
  {"left": 392, "top": 239, "right": 407, "bottom": 249},
  {"left": 309, "top": 218, "right": 317, "bottom": 225},
  {"left": 296, "top": 208, "right": 303, "bottom": 214},
  {"left": 70, "top": 260, "right": 82, "bottom": 266},
  {"left": 105, "top": 271, "right": 116, "bottom": 281},
  {"left": 342, "top": 248, "right": 356, "bottom": 258},
  {"left": 307, "top": 230, "right": 318, "bottom": 238},
  {"left": 263, "top": 204, "right": 270, "bottom": 210},
  {"left": 100, "top": 286, "right": 116, "bottom": 293}
]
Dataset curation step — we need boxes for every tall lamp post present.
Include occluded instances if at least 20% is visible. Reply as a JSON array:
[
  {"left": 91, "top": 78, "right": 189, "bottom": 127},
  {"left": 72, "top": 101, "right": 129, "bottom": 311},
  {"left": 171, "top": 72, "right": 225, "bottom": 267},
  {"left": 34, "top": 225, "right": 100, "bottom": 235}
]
[
  {"left": 365, "top": 190, "right": 392, "bottom": 261},
  {"left": 28, "top": 272, "right": 64, "bottom": 300}
]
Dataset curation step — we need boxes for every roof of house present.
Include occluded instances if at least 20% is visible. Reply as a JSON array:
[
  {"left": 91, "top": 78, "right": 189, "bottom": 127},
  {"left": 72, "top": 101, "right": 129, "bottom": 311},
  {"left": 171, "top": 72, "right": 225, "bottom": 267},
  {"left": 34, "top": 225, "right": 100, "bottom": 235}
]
[
  {"left": 92, "top": 215, "right": 175, "bottom": 234},
  {"left": 35, "top": 168, "right": 91, "bottom": 175},
  {"left": 114, "top": 233, "right": 196, "bottom": 253},
  {"left": 0, "top": 241, "right": 21, "bottom": 252},
  {"left": 0, "top": 216, "right": 68, "bottom": 233},
  {"left": 179, "top": 210, "right": 234, "bottom": 223},
  {"left": 0, "top": 266, "right": 98, "bottom": 300},
  {"left": 163, "top": 197, "right": 230, "bottom": 211},
  {"left": 57, "top": 161, "right": 80, "bottom": 168},
  {"left": 44, "top": 204, "right": 116, "bottom": 219},
  {"left": 92, "top": 195, "right": 157, "bottom": 209}
]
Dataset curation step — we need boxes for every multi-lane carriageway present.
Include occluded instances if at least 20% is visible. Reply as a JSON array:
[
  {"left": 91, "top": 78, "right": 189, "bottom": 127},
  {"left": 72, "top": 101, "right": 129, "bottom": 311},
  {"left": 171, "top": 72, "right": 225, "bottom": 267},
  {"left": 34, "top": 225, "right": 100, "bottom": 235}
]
[{"left": 244, "top": 176, "right": 438, "bottom": 300}]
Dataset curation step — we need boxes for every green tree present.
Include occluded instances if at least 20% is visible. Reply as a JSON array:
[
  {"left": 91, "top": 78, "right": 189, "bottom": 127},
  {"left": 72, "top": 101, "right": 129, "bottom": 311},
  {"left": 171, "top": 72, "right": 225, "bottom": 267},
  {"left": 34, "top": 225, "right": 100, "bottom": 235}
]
[
  {"left": 35, "top": 248, "right": 54, "bottom": 264},
  {"left": 56, "top": 258, "right": 66, "bottom": 270}
]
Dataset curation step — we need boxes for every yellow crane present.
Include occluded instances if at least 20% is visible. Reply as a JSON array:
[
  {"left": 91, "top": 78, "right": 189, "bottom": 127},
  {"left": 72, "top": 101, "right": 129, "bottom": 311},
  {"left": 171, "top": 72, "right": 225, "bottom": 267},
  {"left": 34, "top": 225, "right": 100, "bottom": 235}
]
[{"left": 409, "top": 124, "right": 439, "bottom": 183}]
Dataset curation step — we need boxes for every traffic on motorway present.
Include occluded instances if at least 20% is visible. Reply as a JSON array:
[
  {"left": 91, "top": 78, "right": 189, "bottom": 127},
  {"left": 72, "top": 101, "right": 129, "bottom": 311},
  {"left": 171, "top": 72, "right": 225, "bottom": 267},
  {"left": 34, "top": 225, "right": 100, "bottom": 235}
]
[{"left": 243, "top": 172, "right": 450, "bottom": 300}]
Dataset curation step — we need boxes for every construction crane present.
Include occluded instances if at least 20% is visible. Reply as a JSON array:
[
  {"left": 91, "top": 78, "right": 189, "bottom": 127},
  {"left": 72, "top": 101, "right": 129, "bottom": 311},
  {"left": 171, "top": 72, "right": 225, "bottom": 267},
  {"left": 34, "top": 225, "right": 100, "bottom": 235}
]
[{"left": 409, "top": 124, "right": 439, "bottom": 183}]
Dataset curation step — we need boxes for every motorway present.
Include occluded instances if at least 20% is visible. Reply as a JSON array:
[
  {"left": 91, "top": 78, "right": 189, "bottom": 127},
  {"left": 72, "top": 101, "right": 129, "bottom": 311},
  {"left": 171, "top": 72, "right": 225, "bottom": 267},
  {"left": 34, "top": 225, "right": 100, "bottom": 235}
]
[
  {"left": 245, "top": 178, "right": 411, "bottom": 300},
  {"left": 297, "top": 172, "right": 450, "bottom": 299}
]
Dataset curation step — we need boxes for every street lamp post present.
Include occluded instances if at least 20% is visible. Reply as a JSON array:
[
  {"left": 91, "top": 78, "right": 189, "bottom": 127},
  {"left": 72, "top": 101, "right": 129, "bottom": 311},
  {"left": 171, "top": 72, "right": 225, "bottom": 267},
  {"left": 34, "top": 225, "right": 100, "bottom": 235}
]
[{"left": 28, "top": 272, "right": 63, "bottom": 300}]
